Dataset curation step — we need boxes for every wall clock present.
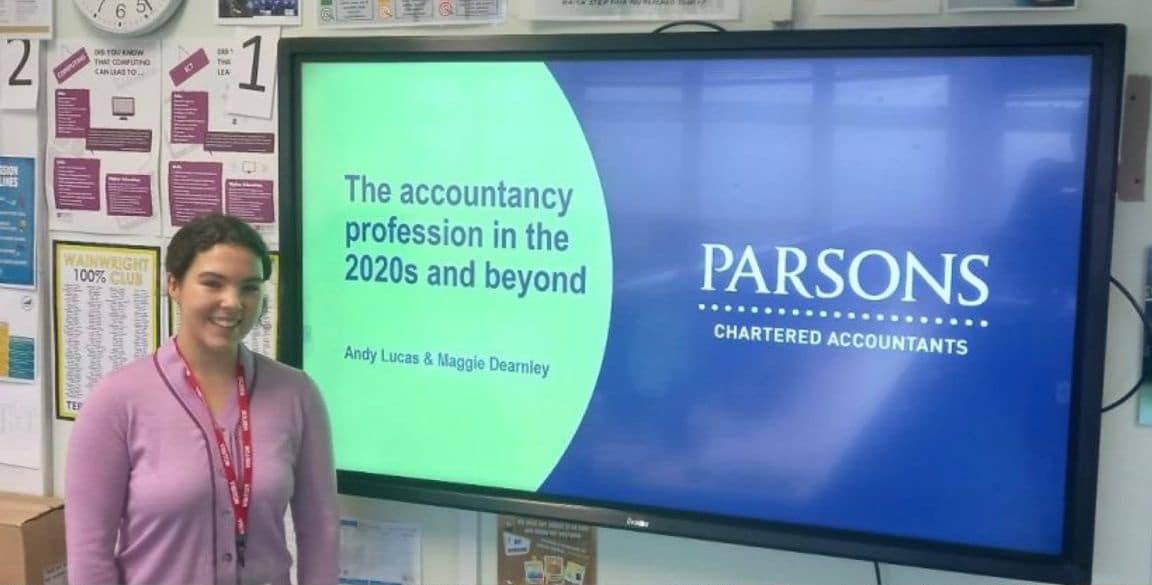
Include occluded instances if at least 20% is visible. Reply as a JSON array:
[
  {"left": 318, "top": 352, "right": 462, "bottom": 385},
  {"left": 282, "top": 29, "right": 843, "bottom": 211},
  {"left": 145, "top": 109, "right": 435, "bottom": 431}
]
[{"left": 73, "top": 0, "right": 183, "bottom": 36}]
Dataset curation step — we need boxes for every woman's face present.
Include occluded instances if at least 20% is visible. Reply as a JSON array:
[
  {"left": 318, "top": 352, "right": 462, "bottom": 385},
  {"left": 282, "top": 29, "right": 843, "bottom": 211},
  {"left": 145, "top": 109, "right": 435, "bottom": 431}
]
[{"left": 169, "top": 243, "right": 265, "bottom": 355}]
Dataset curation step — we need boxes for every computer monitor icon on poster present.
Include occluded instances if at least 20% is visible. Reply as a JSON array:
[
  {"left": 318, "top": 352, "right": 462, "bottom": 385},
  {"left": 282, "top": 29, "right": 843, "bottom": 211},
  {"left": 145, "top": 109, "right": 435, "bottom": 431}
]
[{"left": 112, "top": 96, "right": 135, "bottom": 120}]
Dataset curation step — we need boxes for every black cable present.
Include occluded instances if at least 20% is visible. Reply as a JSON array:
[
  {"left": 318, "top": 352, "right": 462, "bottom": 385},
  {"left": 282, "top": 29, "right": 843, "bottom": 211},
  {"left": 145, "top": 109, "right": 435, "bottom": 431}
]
[
  {"left": 873, "top": 560, "right": 883, "bottom": 585},
  {"left": 1101, "top": 275, "right": 1152, "bottom": 413},
  {"left": 652, "top": 20, "right": 728, "bottom": 33}
]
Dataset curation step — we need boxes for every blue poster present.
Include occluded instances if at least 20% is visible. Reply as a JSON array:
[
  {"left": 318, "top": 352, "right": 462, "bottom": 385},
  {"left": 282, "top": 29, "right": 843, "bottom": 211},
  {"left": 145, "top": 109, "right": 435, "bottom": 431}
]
[{"left": 0, "top": 157, "right": 35, "bottom": 287}]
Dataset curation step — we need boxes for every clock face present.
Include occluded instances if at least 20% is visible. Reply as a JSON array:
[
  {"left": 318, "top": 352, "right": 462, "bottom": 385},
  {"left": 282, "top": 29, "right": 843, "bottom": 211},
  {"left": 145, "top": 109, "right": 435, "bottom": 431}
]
[{"left": 73, "top": 0, "right": 182, "bottom": 36}]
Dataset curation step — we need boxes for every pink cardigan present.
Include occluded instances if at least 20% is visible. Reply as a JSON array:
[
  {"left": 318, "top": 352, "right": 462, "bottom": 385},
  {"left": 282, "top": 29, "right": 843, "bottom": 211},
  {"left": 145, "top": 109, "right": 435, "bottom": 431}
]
[{"left": 65, "top": 338, "right": 339, "bottom": 585}]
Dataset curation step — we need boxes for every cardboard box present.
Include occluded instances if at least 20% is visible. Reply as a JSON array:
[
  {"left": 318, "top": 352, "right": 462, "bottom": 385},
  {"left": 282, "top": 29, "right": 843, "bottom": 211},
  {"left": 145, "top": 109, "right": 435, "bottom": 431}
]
[{"left": 0, "top": 491, "right": 66, "bottom": 585}]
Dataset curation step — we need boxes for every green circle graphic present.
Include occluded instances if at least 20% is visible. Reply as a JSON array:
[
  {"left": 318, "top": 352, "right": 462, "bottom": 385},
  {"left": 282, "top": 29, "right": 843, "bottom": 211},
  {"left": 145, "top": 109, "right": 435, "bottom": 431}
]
[{"left": 301, "top": 62, "right": 612, "bottom": 490}]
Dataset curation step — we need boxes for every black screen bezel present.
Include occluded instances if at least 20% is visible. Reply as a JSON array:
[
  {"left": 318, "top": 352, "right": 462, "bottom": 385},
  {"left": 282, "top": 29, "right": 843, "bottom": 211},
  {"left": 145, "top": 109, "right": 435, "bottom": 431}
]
[{"left": 278, "top": 25, "right": 1125, "bottom": 585}]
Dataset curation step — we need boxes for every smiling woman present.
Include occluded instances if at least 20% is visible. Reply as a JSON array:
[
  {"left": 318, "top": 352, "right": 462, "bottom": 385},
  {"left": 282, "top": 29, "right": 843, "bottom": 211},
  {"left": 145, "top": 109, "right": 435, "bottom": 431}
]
[
  {"left": 166, "top": 225, "right": 268, "bottom": 372},
  {"left": 64, "top": 213, "right": 339, "bottom": 585}
]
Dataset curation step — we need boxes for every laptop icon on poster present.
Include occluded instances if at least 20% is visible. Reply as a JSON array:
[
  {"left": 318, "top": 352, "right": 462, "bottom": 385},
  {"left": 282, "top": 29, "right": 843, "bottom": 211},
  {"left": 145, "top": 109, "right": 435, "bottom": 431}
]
[{"left": 112, "top": 96, "right": 135, "bottom": 120}]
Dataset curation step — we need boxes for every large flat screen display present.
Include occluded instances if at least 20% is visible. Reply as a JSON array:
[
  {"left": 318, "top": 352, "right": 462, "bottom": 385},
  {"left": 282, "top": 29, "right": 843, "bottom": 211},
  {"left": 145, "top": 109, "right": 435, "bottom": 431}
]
[{"left": 279, "top": 25, "right": 1125, "bottom": 584}]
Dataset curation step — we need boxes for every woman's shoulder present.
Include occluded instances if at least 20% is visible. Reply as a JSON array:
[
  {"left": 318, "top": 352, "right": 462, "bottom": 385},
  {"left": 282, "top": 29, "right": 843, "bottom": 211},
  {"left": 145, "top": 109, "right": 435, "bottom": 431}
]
[
  {"left": 78, "top": 353, "right": 166, "bottom": 419},
  {"left": 248, "top": 352, "right": 329, "bottom": 422},
  {"left": 250, "top": 351, "right": 316, "bottom": 394},
  {"left": 94, "top": 353, "right": 164, "bottom": 395}
]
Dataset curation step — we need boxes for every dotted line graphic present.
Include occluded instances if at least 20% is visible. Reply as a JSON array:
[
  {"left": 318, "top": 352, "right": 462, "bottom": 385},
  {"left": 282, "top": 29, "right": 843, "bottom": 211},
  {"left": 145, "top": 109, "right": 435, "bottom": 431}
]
[{"left": 697, "top": 303, "right": 989, "bottom": 328}]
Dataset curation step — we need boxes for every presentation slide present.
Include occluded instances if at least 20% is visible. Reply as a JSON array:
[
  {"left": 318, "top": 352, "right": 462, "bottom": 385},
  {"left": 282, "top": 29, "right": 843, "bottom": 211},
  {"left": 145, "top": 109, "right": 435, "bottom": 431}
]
[{"left": 300, "top": 55, "right": 1093, "bottom": 554}]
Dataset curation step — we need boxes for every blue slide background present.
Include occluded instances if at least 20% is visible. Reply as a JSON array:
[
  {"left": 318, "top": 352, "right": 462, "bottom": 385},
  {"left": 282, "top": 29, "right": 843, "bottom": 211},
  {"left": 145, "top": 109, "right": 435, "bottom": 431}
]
[{"left": 536, "top": 55, "right": 1093, "bottom": 554}]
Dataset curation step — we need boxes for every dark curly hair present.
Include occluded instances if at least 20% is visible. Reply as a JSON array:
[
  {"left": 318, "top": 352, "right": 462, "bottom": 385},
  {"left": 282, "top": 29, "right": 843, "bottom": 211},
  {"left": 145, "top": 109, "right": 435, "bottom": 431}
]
[{"left": 166, "top": 213, "right": 272, "bottom": 282}]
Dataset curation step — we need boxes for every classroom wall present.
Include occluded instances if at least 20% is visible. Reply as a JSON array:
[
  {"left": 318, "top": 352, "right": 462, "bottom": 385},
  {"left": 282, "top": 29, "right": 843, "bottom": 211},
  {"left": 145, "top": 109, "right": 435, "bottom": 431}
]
[{"left": 5, "top": 1, "right": 1151, "bottom": 584}]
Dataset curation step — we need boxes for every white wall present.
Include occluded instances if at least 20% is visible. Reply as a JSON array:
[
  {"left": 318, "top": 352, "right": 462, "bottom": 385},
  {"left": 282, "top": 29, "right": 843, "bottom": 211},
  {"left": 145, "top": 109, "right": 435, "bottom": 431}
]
[{"left": 19, "top": 1, "right": 1152, "bottom": 584}]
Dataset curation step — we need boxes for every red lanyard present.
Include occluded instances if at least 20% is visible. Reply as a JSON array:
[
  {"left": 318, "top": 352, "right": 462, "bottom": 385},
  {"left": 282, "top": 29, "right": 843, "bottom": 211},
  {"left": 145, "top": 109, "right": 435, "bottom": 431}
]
[{"left": 176, "top": 346, "right": 253, "bottom": 567}]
